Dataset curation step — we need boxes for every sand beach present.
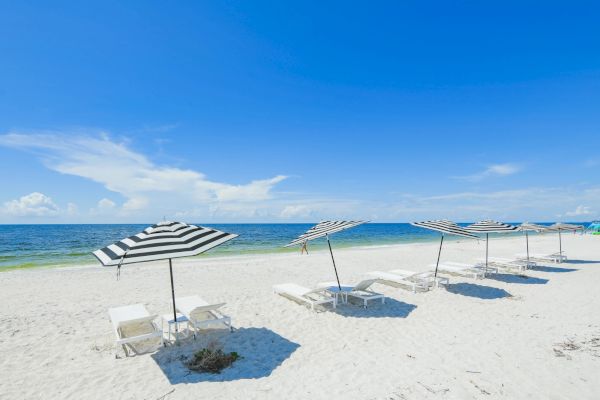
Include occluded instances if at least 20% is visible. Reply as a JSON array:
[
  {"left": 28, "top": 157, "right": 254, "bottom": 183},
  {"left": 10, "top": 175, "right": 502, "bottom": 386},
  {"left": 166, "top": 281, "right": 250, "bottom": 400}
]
[{"left": 1, "top": 233, "right": 598, "bottom": 399}]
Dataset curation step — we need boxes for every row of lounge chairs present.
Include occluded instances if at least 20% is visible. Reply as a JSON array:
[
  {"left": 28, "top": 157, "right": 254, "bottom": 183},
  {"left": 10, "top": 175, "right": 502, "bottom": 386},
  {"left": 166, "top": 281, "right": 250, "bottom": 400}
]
[
  {"left": 272, "top": 251, "right": 566, "bottom": 310},
  {"left": 109, "top": 251, "right": 565, "bottom": 356}
]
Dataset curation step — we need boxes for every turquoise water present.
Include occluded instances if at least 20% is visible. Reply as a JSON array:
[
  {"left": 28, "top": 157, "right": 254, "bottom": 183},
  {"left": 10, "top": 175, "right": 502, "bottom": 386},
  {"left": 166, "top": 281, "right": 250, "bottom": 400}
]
[{"left": 0, "top": 222, "right": 568, "bottom": 270}]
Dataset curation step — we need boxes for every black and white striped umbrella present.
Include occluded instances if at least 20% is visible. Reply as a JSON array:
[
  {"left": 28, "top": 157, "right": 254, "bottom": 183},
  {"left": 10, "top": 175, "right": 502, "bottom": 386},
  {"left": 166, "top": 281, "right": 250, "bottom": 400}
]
[
  {"left": 93, "top": 221, "right": 238, "bottom": 327},
  {"left": 517, "top": 223, "right": 549, "bottom": 264},
  {"left": 285, "top": 220, "right": 367, "bottom": 290},
  {"left": 466, "top": 220, "right": 517, "bottom": 233},
  {"left": 466, "top": 220, "right": 517, "bottom": 272},
  {"left": 549, "top": 223, "right": 584, "bottom": 256},
  {"left": 411, "top": 220, "right": 479, "bottom": 278},
  {"left": 285, "top": 220, "right": 366, "bottom": 247}
]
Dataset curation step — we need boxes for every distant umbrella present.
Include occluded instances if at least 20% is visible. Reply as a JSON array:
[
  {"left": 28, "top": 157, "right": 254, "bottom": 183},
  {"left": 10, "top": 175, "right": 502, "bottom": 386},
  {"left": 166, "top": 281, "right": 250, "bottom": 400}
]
[
  {"left": 516, "top": 223, "right": 549, "bottom": 266},
  {"left": 548, "top": 223, "right": 584, "bottom": 257},
  {"left": 285, "top": 220, "right": 366, "bottom": 290},
  {"left": 466, "top": 220, "right": 517, "bottom": 274},
  {"left": 411, "top": 220, "right": 479, "bottom": 278},
  {"left": 93, "top": 221, "right": 238, "bottom": 330}
]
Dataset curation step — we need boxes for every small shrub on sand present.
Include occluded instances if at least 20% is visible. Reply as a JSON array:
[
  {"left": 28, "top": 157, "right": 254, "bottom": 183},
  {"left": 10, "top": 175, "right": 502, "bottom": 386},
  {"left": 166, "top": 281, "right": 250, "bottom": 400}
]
[{"left": 186, "top": 347, "right": 240, "bottom": 373}]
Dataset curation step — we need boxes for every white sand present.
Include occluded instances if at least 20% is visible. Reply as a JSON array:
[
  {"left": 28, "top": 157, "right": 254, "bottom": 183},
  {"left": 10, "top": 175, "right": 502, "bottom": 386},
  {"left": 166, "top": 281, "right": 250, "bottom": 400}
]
[{"left": 1, "top": 234, "right": 599, "bottom": 399}]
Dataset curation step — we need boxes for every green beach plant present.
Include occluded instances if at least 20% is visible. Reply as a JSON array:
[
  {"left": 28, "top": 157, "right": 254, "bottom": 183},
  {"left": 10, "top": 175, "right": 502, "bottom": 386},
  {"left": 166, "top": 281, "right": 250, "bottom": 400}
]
[{"left": 186, "top": 343, "right": 240, "bottom": 374}]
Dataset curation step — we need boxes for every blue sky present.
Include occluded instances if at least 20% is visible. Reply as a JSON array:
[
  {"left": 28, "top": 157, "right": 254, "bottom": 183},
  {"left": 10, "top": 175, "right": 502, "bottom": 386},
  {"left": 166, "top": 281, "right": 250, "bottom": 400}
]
[{"left": 1, "top": 1, "right": 599, "bottom": 223}]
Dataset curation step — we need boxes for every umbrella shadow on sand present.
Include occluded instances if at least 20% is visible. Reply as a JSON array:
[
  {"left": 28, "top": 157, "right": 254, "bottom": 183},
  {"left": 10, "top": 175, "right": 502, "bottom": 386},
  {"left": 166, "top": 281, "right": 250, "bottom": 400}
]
[
  {"left": 445, "top": 283, "right": 512, "bottom": 300},
  {"left": 151, "top": 327, "right": 300, "bottom": 384},
  {"left": 333, "top": 297, "right": 417, "bottom": 319},
  {"left": 563, "top": 259, "right": 598, "bottom": 264},
  {"left": 530, "top": 265, "right": 578, "bottom": 273},
  {"left": 487, "top": 274, "right": 549, "bottom": 285}
]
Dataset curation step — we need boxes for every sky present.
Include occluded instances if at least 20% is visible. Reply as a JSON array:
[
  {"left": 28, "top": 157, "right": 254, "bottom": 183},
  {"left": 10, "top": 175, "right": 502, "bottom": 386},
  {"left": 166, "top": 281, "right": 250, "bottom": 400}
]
[{"left": 0, "top": 1, "right": 599, "bottom": 223}]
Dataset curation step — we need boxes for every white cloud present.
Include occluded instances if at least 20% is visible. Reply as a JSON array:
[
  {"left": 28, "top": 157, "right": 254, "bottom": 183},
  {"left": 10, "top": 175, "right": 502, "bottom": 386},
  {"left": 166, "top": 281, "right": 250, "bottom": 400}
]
[
  {"left": 0, "top": 132, "right": 288, "bottom": 218},
  {"left": 280, "top": 205, "right": 313, "bottom": 219},
  {"left": 66, "top": 202, "right": 78, "bottom": 216},
  {"left": 453, "top": 163, "right": 521, "bottom": 182},
  {"left": 89, "top": 198, "right": 116, "bottom": 215},
  {"left": 97, "top": 198, "right": 116, "bottom": 210},
  {"left": 564, "top": 205, "right": 594, "bottom": 217},
  {"left": 2, "top": 192, "right": 59, "bottom": 217},
  {"left": 122, "top": 197, "right": 148, "bottom": 212}
]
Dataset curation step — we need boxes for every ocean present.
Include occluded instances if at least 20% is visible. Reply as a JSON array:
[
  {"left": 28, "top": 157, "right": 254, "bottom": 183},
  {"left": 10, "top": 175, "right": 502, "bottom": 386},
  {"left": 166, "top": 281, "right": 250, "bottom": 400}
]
[{"left": 0, "top": 223, "right": 566, "bottom": 270}]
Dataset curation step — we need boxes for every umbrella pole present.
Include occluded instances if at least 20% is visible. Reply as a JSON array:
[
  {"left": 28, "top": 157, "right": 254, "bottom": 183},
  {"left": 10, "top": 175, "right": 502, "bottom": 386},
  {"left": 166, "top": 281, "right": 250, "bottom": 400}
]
[
  {"left": 326, "top": 234, "right": 342, "bottom": 290},
  {"left": 526, "top": 231, "right": 530, "bottom": 266},
  {"left": 559, "top": 229, "right": 562, "bottom": 256},
  {"left": 434, "top": 235, "right": 444, "bottom": 279},
  {"left": 485, "top": 233, "right": 489, "bottom": 277},
  {"left": 169, "top": 258, "right": 178, "bottom": 333}
]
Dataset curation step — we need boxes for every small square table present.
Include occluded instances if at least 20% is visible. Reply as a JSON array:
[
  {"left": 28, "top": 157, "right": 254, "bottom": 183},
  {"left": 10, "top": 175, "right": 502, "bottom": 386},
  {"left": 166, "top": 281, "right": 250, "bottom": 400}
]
[{"left": 161, "top": 313, "right": 191, "bottom": 343}]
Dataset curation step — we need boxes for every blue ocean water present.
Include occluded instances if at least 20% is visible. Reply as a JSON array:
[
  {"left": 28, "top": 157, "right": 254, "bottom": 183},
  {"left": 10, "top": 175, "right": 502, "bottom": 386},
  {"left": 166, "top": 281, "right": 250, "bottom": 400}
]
[{"left": 0, "top": 223, "right": 566, "bottom": 270}]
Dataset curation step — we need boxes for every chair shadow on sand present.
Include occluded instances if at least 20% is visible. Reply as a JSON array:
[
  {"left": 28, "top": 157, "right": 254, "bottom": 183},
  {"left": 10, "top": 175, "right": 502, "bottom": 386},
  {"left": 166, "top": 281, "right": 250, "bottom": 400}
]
[
  {"left": 333, "top": 297, "right": 417, "bottom": 319},
  {"left": 151, "top": 327, "right": 299, "bottom": 384},
  {"left": 445, "top": 282, "right": 512, "bottom": 300},
  {"left": 487, "top": 273, "right": 549, "bottom": 285}
]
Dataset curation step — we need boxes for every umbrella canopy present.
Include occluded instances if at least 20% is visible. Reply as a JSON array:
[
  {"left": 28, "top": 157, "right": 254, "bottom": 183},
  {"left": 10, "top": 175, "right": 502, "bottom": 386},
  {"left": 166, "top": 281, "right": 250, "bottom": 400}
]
[
  {"left": 548, "top": 223, "right": 584, "bottom": 256},
  {"left": 285, "top": 220, "right": 366, "bottom": 247},
  {"left": 93, "top": 221, "right": 238, "bottom": 327},
  {"left": 517, "top": 223, "right": 549, "bottom": 265},
  {"left": 517, "top": 222, "right": 549, "bottom": 232},
  {"left": 285, "top": 220, "right": 367, "bottom": 290},
  {"left": 411, "top": 220, "right": 479, "bottom": 278},
  {"left": 466, "top": 220, "right": 517, "bottom": 273}
]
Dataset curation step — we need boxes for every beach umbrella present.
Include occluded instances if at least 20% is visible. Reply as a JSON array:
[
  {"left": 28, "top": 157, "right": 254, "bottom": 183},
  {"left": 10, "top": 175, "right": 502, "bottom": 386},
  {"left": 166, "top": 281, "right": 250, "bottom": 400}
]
[
  {"left": 410, "top": 220, "right": 479, "bottom": 278},
  {"left": 548, "top": 223, "right": 584, "bottom": 257},
  {"left": 466, "top": 220, "right": 517, "bottom": 274},
  {"left": 93, "top": 221, "right": 238, "bottom": 329},
  {"left": 284, "top": 220, "right": 366, "bottom": 290},
  {"left": 516, "top": 223, "right": 548, "bottom": 266}
]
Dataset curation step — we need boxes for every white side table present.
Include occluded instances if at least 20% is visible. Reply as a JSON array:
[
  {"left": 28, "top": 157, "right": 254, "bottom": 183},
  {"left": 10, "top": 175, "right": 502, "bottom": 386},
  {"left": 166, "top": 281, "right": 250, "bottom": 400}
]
[
  {"left": 161, "top": 313, "right": 190, "bottom": 343},
  {"left": 323, "top": 286, "right": 353, "bottom": 305}
]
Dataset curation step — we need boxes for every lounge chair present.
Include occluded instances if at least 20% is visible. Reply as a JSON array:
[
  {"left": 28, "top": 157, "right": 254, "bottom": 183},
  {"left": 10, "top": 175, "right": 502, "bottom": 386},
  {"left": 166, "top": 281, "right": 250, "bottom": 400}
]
[
  {"left": 431, "top": 262, "right": 489, "bottom": 279},
  {"left": 317, "top": 279, "right": 385, "bottom": 308},
  {"left": 476, "top": 257, "right": 530, "bottom": 273},
  {"left": 273, "top": 283, "right": 336, "bottom": 310},
  {"left": 365, "top": 270, "right": 431, "bottom": 293},
  {"left": 108, "top": 304, "right": 163, "bottom": 357},
  {"left": 515, "top": 253, "right": 567, "bottom": 264},
  {"left": 389, "top": 269, "right": 449, "bottom": 288},
  {"left": 176, "top": 295, "right": 232, "bottom": 336},
  {"left": 488, "top": 257, "right": 537, "bottom": 268}
]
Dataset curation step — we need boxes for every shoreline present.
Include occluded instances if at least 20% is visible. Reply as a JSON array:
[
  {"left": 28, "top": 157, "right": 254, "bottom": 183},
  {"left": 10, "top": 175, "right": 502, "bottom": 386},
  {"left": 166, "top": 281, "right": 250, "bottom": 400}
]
[
  {"left": 0, "top": 232, "right": 571, "bottom": 274},
  {"left": 0, "top": 235, "right": 489, "bottom": 273}
]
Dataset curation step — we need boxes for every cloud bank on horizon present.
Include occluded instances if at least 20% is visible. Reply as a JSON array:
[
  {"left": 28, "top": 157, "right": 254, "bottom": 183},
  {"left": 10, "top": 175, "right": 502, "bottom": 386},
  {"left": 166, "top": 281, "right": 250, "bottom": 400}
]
[{"left": 0, "top": 132, "right": 597, "bottom": 223}]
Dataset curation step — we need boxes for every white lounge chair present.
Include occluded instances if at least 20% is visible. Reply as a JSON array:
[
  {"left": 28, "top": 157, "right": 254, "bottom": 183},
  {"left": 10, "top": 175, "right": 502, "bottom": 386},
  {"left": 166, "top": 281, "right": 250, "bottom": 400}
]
[
  {"left": 476, "top": 257, "right": 529, "bottom": 273},
  {"left": 515, "top": 253, "right": 567, "bottom": 264},
  {"left": 176, "top": 295, "right": 232, "bottom": 337},
  {"left": 431, "top": 262, "right": 489, "bottom": 279},
  {"left": 389, "top": 269, "right": 449, "bottom": 288},
  {"left": 365, "top": 271, "right": 431, "bottom": 293},
  {"left": 488, "top": 257, "right": 537, "bottom": 268},
  {"left": 273, "top": 283, "right": 336, "bottom": 310},
  {"left": 108, "top": 304, "right": 163, "bottom": 357},
  {"left": 317, "top": 279, "right": 385, "bottom": 308}
]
